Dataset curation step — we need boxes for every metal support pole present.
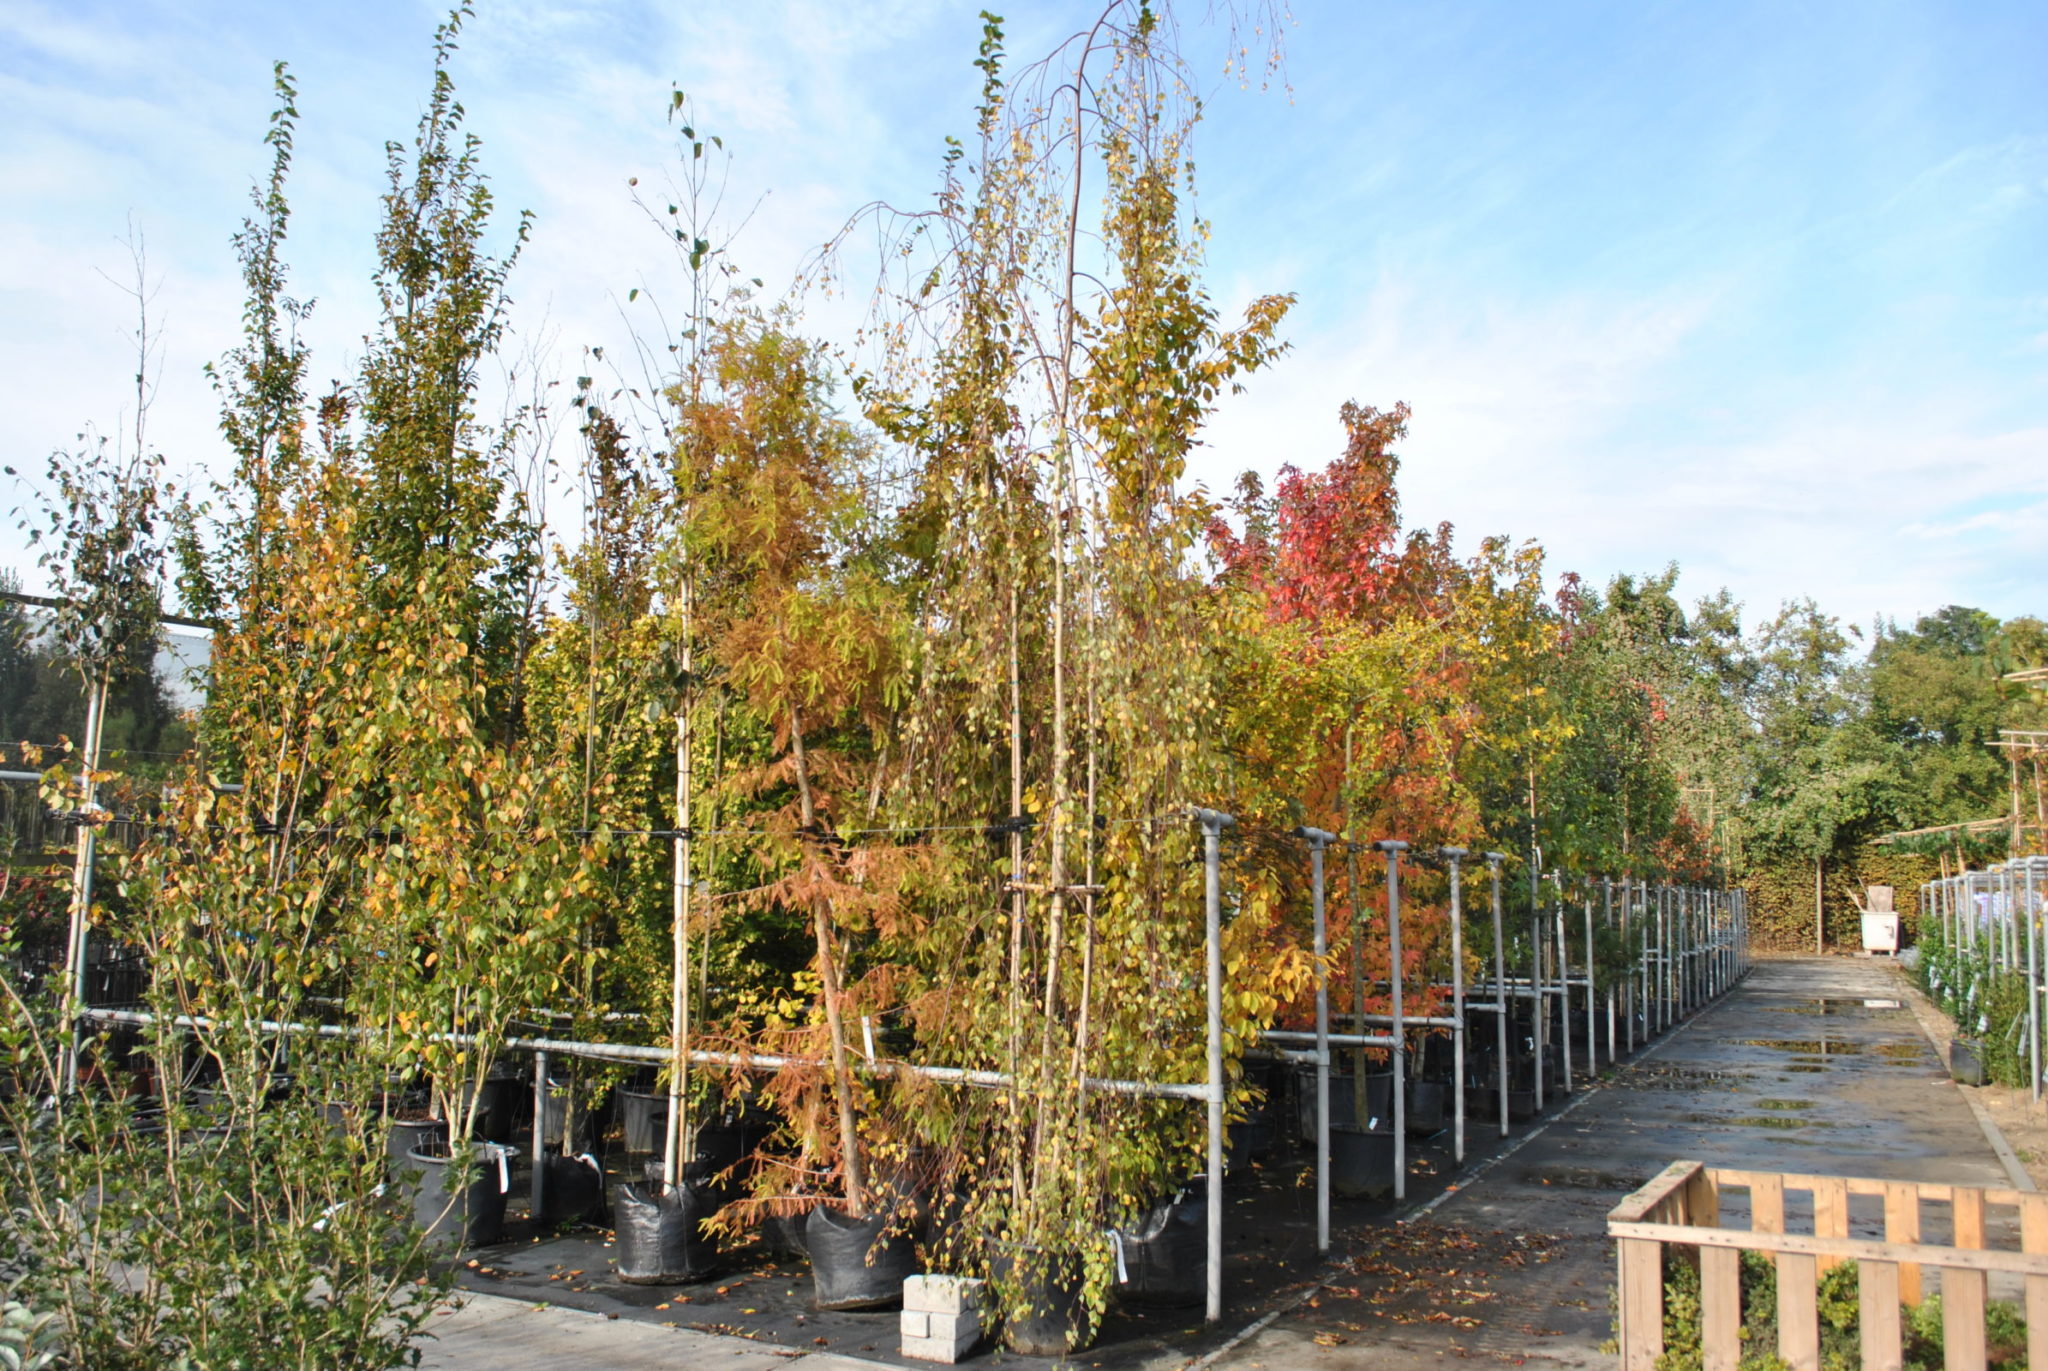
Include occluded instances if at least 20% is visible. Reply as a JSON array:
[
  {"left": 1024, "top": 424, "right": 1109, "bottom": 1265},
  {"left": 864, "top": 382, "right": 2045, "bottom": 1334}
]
[
  {"left": 1195, "top": 807, "right": 1235, "bottom": 1325},
  {"left": 1555, "top": 876, "right": 1573, "bottom": 1093},
  {"left": 1531, "top": 871, "right": 1546, "bottom": 1112},
  {"left": 1376, "top": 840, "right": 1409, "bottom": 1199},
  {"left": 1604, "top": 879, "right": 1617, "bottom": 1064},
  {"left": 2029, "top": 860, "right": 2042, "bottom": 1102},
  {"left": 531, "top": 1049, "right": 549, "bottom": 1220},
  {"left": 1444, "top": 847, "right": 1468, "bottom": 1163},
  {"left": 1487, "top": 854, "right": 1509, "bottom": 1138},
  {"left": 1585, "top": 890, "right": 1598, "bottom": 1073},
  {"left": 1297, "top": 826, "right": 1336, "bottom": 1254}
]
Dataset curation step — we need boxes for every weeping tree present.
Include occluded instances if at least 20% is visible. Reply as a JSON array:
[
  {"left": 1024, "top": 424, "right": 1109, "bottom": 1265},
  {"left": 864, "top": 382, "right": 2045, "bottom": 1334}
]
[{"left": 842, "top": 3, "right": 1292, "bottom": 1342}]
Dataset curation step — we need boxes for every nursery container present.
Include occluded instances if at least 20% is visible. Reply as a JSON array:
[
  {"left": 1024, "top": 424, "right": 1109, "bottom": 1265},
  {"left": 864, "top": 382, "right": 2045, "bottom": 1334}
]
[
  {"left": 806, "top": 1205, "right": 917, "bottom": 1310},
  {"left": 1294, "top": 1070, "right": 1393, "bottom": 1139},
  {"left": 1114, "top": 1182, "right": 1206, "bottom": 1307},
  {"left": 1949, "top": 1037, "right": 1987, "bottom": 1087},
  {"left": 386, "top": 1116, "right": 448, "bottom": 1168},
  {"left": 537, "top": 1153, "right": 607, "bottom": 1227},
  {"left": 614, "top": 1178, "right": 718, "bottom": 1283},
  {"left": 617, "top": 1089, "right": 666, "bottom": 1154},
  {"left": 408, "top": 1141, "right": 518, "bottom": 1249},
  {"left": 1226, "top": 1116, "right": 1278, "bottom": 1169},
  {"left": 1328, "top": 1125, "right": 1397, "bottom": 1199},
  {"left": 1407, "top": 1080, "right": 1447, "bottom": 1134},
  {"left": 988, "top": 1240, "right": 1093, "bottom": 1356}
]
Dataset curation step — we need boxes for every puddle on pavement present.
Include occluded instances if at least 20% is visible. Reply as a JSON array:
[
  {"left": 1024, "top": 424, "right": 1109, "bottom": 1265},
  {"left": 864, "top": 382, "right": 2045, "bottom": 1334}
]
[
  {"left": 1683, "top": 1112, "right": 1829, "bottom": 1131},
  {"left": 1736, "top": 1039, "right": 1863, "bottom": 1055},
  {"left": 1752, "top": 1098, "right": 1815, "bottom": 1111},
  {"left": 1784, "top": 1065, "right": 1826, "bottom": 1073},
  {"left": 1872, "top": 1043, "right": 1928, "bottom": 1061},
  {"left": 1531, "top": 1167, "right": 1649, "bottom": 1191},
  {"left": 1759, "top": 999, "right": 1905, "bottom": 1015},
  {"left": 1629, "top": 1067, "right": 1754, "bottom": 1092}
]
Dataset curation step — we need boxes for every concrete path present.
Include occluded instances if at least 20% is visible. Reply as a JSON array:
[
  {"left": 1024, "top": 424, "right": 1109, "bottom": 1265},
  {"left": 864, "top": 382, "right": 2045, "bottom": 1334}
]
[
  {"left": 1207, "top": 955, "right": 2022, "bottom": 1370},
  {"left": 414, "top": 956, "right": 2024, "bottom": 1370},
  {"left": 414, "top": 1291, "right": 894, "bottom": 1371}
]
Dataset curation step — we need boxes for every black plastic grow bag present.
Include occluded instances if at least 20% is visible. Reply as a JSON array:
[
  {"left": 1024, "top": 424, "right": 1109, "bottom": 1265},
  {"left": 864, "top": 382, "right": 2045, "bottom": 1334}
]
[
  {"left": 1115, "top": 1182, "right": 1205, "bottom": 1306},
  {"left": 614, "top": 1179, "right": 718, "bottom": 1284},
  {"left": 806, "top": 1205, "right": 918, "bottom": 1310}
]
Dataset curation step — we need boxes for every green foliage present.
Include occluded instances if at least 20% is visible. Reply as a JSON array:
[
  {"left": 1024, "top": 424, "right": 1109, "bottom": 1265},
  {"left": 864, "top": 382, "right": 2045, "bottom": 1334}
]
[
  {"left": 1655, "top": 1247, "right": 2029, "bottom": 1371},
  {"left": 0, "top": 1291, "right": 63, "bottom": 1371}
]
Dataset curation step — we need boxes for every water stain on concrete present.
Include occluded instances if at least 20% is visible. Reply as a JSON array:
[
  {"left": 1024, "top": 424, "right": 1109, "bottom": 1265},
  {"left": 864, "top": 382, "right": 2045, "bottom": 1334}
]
[{"left": 1733, "top": 1038, "right": 1864, "bottom": 1054}]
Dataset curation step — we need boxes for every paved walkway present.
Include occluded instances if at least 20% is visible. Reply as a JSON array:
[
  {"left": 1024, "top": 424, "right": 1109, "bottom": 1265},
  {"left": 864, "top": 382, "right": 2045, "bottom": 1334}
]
[
  {"left": 416, "top": 956, "right": 2026, "bottom": 1370},
  {"left": 414, "top": 1293, "right": 893, "bottom": 1371},
  {"left": 1210, "top": 955, "right": 2024, "bottom": 1370}
]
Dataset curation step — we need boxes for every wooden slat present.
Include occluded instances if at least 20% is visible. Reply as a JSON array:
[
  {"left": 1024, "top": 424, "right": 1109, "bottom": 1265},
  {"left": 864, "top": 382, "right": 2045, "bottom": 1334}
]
[
  {"left": 1706, "top": 1168, "right": 2031, "bottom": 1211},
  {"left": 1617, "top": 1236, "right": 1663, "bottom": 1371},
  {"left": 1859, "top": 1259, "right": 1903, "bottom": 1371},
  {"left": 1686, "top": 1167, "right": 1721, "bottom": 1229},
  {"left": 1812, "top": 1175, "right": 1848, "bottom": 1274},
  {"left": 1700, "top": 1245, "right": 1740, "bottom": 1371},
  {"left": 1751, "top": 1172, "right": 1785, "bottom": 1235},
  {"left": 1947, "top": 1186, "right": 1987, "bottom": 1371},
  {"left": 1777, "top": 1251, "right": 1820, "bottom": 1371},
  {"left": 1605, "top": 1221, "right": 2048, "bottom": 1276},
  {"left": 1609, "top": 1160, "right": 1704, "bottom": 1223},
  {"left": 1885, "top": 1180, "right": 1923, "bottom": 1306},
  {"left": 2022, "top": 1194, "right": 2048, "bottom": 1371}
]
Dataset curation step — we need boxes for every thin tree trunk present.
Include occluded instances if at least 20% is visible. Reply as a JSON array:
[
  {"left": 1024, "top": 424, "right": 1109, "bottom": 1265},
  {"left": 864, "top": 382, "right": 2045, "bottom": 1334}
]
[
  {"left": 1005, "top": 588, "right": 1027, "bottom": 1208},
  {"left": 1814, "top": 855, "right": 1825, "bottom": 956},
  {"left": 790, "top": 705, "right": 862, "bottom": 1215},
  {"left": 62, "top": 670, "right": 109, "bottom": 1094}
]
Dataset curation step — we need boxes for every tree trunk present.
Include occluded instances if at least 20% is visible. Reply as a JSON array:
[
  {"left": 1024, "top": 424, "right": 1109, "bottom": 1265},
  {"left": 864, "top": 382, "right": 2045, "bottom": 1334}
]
[
  {"left": 1813, "top": 855, "right": 1825, "bottom": 956},
  {"left": 790, "top": 706, "right": 863, "bottom": 1215}
]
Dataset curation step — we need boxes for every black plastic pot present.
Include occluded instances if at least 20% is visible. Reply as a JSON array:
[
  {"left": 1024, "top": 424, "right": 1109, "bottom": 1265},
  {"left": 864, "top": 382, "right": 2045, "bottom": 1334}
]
[
  {"left": 806, "top": 1205, "right": 918, "bottom": 1310},
  {"left": 617, "top": 1090, "right": 666, "bottom": 1154},
  {"left": 538, "top": 1154, "right": 608, "bottom": 1227},
  {"left": 1295, "top": 1070, "right": 1394, "bottom": 1138},
  {"left": 1115, "top": 1182, "right": 1206, "bottom": 1307},
  {"left": 1950, "top": 1038, "right": 1987, "bottom": 1087},
  {"left": 1226, "top": 1117, "right": 1278, "bottom": 1169},
  {"left": 408, "top": 1142, "right": 518, "bottom": 1249},
  {"left": 696, "top": 1112, "right": 775, "bottom": 1176},
  {"left": 386, "top": 1117, "right": 448, "bottom": 1168},
  {"left": 987, "top": 1240, "right": 1093, "bottom": 1356},
  {"left": 1407, "top": 1080, "right": 1447, "bottom": 1135},
  {"left": 614, "top": 1179, "right": 718, "bottom": 1284},
  {"left": 453, "top": 1075, "right": 516, "bottom": 1143},
  {"left": 540, "top": 1082, "right": 600, "bottom": 1152},
  {"left": 1328, "top": 1125, "right": 1397, "bottom": 1199}
]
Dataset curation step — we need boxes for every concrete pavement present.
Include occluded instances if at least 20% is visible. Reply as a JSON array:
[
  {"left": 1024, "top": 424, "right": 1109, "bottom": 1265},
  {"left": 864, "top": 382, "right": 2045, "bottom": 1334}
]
[
  {"left": 1206, "top": 955, "right": 2023, "bottom": 1370},
  {"left": 415, "top": 956, "right": 2026, "bottom": 1370}
]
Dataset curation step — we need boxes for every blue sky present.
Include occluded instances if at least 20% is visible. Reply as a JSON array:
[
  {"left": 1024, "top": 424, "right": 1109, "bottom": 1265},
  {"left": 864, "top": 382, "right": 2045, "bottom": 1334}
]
[{"left": 2, "top": 0, "right": 2043, "bottom": 632}]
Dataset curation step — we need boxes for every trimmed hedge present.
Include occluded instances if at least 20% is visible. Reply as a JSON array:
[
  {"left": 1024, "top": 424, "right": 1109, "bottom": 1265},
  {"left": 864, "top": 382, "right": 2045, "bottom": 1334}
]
[{"left": 1741, "top": 845, "right": 1939, "bottom": 953}]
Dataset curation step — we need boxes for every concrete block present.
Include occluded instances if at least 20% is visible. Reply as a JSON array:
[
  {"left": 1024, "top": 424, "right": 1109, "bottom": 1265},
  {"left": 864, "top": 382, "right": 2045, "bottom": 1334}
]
[
  {"left": 902, "top": 1274, "right": 987, "bottom": 1316},
  {"left": 899, "top": 1310, "right": 929, "bottom": 1339},
  {"left": 901, "top": 1319, "right": 982, "bottom": 1364}
]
